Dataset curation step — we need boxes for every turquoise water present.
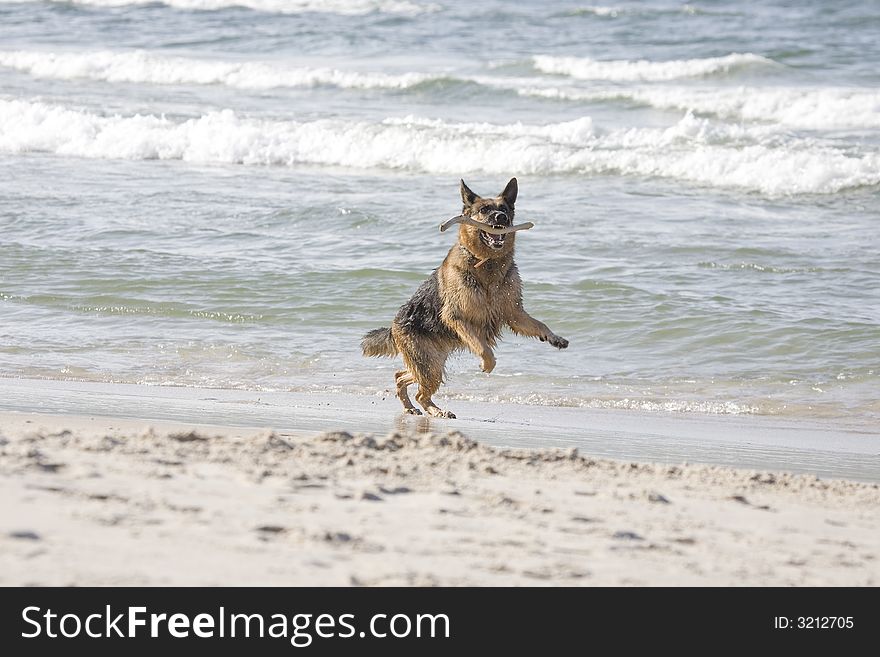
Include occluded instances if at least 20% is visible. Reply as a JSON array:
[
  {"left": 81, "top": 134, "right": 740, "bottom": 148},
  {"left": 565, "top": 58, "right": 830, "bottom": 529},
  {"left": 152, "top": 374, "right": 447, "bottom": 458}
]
[{"left": 0, "top": 0, "right": 878, "bottom": 429}]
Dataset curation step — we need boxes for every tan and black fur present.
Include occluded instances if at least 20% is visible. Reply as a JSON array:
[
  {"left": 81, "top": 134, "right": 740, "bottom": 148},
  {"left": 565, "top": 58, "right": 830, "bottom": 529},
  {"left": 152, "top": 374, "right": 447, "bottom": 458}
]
[{"left": 361, "top": 178, "right": 568, "bottom": 418}]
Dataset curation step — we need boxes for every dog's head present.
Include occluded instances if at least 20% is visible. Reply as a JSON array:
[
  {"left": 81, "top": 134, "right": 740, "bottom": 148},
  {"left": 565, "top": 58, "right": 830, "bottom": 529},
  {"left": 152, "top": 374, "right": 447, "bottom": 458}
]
[{"left": 458, "top": 177, "right": 518, "bottom": 257}]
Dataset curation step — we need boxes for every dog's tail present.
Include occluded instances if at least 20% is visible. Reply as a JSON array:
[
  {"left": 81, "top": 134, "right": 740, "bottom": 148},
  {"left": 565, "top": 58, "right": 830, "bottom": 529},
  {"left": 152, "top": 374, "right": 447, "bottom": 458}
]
[{"left": 361, "top": 327, "right": 398, "bottom": 357}]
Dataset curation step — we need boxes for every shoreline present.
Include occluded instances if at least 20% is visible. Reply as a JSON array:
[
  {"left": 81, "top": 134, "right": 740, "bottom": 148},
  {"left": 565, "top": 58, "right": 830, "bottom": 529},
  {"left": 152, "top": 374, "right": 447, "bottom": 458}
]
[
  {"left": 0, "top": 377, "right": 878, "bottom": 483},
  {"left": 2, "top": 410, "right": 878, "bottom": 586}
]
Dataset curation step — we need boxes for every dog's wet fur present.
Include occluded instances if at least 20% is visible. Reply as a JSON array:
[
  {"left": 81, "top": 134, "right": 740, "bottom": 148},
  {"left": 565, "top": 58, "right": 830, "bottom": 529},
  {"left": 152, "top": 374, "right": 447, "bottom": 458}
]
[{"left": 361, "top": 178, "right": 568, "bottom": 418}]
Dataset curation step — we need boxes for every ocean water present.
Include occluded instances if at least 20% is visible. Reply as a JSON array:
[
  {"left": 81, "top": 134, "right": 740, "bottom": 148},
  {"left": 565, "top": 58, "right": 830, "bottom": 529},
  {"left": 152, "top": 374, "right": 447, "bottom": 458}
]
[{"left": 0, "top": 0, "right": 878, "bottom": 429}]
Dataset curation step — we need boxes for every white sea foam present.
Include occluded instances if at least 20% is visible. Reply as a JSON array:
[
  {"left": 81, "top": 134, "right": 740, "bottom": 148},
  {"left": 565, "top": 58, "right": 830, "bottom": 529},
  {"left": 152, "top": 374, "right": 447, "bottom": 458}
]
[
  {"left": 532, "top": 53, "right": 775, "bottom": 81},
  {"left": 566, "top": 5, "right": 623, "bottom": 17},
  {"left": 563, "top": 4, "right": 719, "bottom": 18},
  {"left": 6, "top": 50, "right": 874, "bottom": 132},
  {"left": 0, "top": 0, "right": 437, "bottom": 15},
  {"left": 452, "top": 391, "right": 764, "bottom": 415},
  {"left": 620, "top": 86, "right": 880, "bottom": 130},
  {"left": 514, "top": 84, "right": 880, "bottom": 130},
  {"left": 0, "top": 50, "right": 433, "bottom": 90},
  {"left": 564, "top": 5, "right": 705, "bottom": 18},
  {"left": 2, "top": 99, "right": 877, "bottom": 195}
]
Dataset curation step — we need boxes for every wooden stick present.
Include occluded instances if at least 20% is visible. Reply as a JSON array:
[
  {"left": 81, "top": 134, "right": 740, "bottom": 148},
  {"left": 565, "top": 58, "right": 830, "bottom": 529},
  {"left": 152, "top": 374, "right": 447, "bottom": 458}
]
[{"left": 439, "top": 215, "right": 535, "bottom": 235}]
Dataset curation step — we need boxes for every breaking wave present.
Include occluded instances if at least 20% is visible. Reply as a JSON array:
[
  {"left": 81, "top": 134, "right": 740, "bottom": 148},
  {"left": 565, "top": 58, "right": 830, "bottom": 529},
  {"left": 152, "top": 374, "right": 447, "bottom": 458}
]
[
  {"left": 514, "top": 84, "right": 880, "bottom": 130},
  {"left": 2, "top": 98, "right": 878, "bottom": 195},
  {"left": 4, "top": 50, "right": 876, "bottom": 133},
  {"left": 531, "top": 53, "right": 776, "bottom": 81},
  {"left": 0, "top": 49, "right": 434, "bottom": 90}
]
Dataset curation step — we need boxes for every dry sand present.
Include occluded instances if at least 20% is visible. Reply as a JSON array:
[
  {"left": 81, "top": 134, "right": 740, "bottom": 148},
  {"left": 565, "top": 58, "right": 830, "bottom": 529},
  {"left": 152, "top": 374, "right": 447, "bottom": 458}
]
[{"left": 1, "top": 411, "right": 878, "bottom": 586}]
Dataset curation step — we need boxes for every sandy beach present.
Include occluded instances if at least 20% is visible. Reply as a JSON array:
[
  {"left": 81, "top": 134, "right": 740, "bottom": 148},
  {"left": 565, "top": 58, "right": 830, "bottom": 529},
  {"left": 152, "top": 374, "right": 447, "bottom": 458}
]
[
  {"left": 2, "top": 408, "right": 878, "bottom": 587},
  {"left": 2, "top": 0, "right": 879, "bottom": 598}
]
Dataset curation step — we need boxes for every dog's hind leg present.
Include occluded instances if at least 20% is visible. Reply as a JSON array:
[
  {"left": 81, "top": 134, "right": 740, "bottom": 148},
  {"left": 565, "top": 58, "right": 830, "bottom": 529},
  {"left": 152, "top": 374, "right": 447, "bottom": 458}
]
[
  {"left": 394, "top": 370, "right": 422, "bottom": 415},
  {"left": 415, "top": 378, "right": 456, "bottom": 419},
  {"left": 396, "top": 334, "right": 456, "bottom": 419}
]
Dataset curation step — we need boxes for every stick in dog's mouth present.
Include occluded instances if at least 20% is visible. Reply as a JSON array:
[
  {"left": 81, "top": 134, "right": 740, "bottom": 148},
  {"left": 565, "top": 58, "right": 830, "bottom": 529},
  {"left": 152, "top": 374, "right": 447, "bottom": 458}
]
[
  {"left": 439, "top": 216, "right": 535, "bottom": 264},
  {"left": 439, "top": 215, "right": 535, "bottom": 235}
]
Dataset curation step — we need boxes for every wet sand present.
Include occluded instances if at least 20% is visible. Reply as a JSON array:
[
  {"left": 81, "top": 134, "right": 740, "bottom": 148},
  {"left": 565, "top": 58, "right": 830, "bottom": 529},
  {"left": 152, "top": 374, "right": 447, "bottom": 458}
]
[{"left": 1, "top": 378, "right": 878, "bottom": 482}]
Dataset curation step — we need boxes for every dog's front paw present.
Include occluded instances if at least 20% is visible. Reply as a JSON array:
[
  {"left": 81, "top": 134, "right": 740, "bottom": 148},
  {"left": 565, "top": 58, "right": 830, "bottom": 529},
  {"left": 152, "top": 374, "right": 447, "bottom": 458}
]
[
  {"left": 548, "top": 334, "right": 568, "bottom": 349},
  {"left": 481, "top": 353, "right": 496, "bottom": 373}
]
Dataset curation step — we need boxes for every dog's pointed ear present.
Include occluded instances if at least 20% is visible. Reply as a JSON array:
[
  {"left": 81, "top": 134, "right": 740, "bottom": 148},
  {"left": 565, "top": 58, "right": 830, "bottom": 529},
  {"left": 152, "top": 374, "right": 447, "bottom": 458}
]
[
  {"left": 460, "top": 179, "right": 479, "bottom": 208},
  {"left": 500, "top": 177, "right": 518, "bottom": 206}
]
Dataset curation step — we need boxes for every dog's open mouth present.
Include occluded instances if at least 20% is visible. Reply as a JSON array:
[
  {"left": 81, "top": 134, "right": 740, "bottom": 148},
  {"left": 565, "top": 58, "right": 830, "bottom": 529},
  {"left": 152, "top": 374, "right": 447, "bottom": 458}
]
[{"left": 480, "top": 230, "right": 507, "bottom": 250}]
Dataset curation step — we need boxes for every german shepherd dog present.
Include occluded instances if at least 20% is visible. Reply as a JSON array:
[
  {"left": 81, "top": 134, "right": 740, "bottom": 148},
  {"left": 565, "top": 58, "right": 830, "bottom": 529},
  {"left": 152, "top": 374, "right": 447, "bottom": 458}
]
[{"left": 361, "top": 178, "right": 568, "bottom": 418}]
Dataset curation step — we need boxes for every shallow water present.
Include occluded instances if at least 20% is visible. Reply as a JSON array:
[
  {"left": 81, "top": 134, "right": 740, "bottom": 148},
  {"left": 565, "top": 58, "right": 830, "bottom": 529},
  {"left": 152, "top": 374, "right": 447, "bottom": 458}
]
[{"left": 1, "top": 0, "right": 878, "bottom": 430}]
